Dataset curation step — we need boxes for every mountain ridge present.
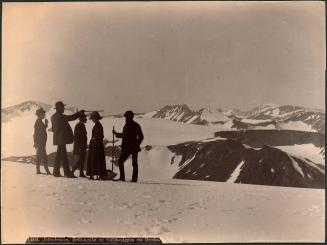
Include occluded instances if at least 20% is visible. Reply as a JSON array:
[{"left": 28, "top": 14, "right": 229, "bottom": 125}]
[{"left": 150, "top": 103, "right": 325, "bottom": 133}]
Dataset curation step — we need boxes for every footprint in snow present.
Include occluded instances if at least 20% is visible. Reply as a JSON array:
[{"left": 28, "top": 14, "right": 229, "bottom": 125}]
[
  {"left": 134, "top": 212, "right": 142, "bottom": 218},
  {"left": 80, "top": 217, "right": 92, "bottom": 224},
  {"left": 122, "top": 202, "right": 133, "bottom": 209},
  {"left": 171, "top": 217, "right": 180, "bottom": 221},
  {"left": 147, "top": 207, "right": 158, "bottom": 212}
]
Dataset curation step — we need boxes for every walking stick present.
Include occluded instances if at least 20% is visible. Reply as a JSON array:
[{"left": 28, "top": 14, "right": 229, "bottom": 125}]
[
  {"left": 112, "top": 126, "right": 115, "bottom": 171},
  {"left": 107, "top": 126, "right": 119, "bottom": 180}
]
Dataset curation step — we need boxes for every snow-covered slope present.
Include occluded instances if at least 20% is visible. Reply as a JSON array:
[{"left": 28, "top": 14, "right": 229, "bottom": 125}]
[
  {"left": 275, "top": 144, "right": 325, "bottom": 165},
  {"left": 1, "top": 101, "right": 52, "bottom": 122},
  {"left": 231, "top": 104, "right": 325, "bottom": 133},
  {"left": 151, "top": 104, "right": 229, "bottom": 125},
  {"left": 1, "top": 161, "right": 324, "bottom": 243},
  {"left": 234, "top": 103, "right": 280, "bottom": 119},
  {"left": 142, "top": 110, "right": 158, "bottom": 118},
  {"left": 198, "top": 108, "right": 229, "bottom": 124}
]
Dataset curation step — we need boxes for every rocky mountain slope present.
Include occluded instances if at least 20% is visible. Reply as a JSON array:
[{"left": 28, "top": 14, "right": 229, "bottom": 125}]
[
  {"left": 152, "top": 104, "right": 229, "bottom": 125},
  {"left": 169, "top": 137, "right": 324, "bottom": 189},
  {"left": 150, "top": 103, "right": 325, "bottom": 133}
]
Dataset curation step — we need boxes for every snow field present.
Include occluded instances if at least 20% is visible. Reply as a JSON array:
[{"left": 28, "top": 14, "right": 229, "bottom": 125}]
[
  {"left": 1, "top": 161, "right": 325, "bottom": 243},
  {"left": 276, "top": 144, "right": 325, "bottom": 165}
]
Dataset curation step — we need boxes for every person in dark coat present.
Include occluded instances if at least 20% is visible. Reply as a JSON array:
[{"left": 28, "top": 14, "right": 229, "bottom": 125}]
[
  {"left": 86, "top": 111, "right": 107, "bottom": 180},
  {"left": 113, "top": 111, "right": 144, "bottom": 182},
  {"left": 71, "top": 112, "right": 88, "bottom": 177},
  {"left": 33, "top": 107, "right": 51, "bottom": 175},
  {"left": 51, "top": 101, "right": 85, "bottom": 178}
]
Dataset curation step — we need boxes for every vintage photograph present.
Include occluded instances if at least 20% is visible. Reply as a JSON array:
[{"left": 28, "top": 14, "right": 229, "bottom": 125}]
[{"left": 1, "top": 1, "right": 325, "bottom": 243}]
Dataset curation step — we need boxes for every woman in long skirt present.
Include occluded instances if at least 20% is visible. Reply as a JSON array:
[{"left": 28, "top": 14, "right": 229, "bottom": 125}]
[{"left": 86, "top": 111, "right": 107, "bottom": 180}]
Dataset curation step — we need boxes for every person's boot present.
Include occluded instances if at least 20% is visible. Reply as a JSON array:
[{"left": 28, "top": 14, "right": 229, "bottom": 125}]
[
  {"left": 131, "top": 165, "right": 138, "bottom": 183},
  {"left": 44, "top": 166, "right": 51, "bottom": 175},
  {"left": 79, "top": 171, "right": 86, "bottom": 178},
  {"left": 36, "top": 163, "right": 41, "bottom": 174},
  {"left": 71, "top": 166, "right": 77, "bottom": 175},
  {"left": 89, "top": 175, "right": 94, "bottom": 180},
  {"left": 53, "top": 172, "right": 61, "bottom": 177},
  {"left": 64, "top": 171, "right": 77, "bottom": 178},
  {"left": 118, "top": 165, "right": 125, "bottom": 181}
]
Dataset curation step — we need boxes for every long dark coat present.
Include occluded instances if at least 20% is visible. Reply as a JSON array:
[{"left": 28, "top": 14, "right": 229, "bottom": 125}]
[
  {"left": 73, "top": 122, "right": 87, "bottom": 155},
  {"left": 33, "top": 118, "right": 47, "bottom": 148},
  {"left": 51, "top": 112, "right": 80, "bottom": 146},
  {"left": 86, "top": 121, "right": 107, "bottom": 177},
  {"left": 116, "top": 120, "right": 144, "bottom": 154}
]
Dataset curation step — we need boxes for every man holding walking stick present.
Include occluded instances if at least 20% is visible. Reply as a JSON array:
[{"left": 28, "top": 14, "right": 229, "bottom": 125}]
[{"left": 112, "top": 111, "right": 144, "bottom": 182}]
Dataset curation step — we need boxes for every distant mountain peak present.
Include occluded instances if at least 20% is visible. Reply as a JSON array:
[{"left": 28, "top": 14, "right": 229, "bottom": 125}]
[{"left": 1, "top": 101, "right": 53, "bottom": 122}]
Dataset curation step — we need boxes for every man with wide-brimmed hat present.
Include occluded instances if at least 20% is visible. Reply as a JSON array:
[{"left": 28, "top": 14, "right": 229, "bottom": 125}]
[
  {"left": 113, "top": 110, "right": 144, "bottom": 182},
  {"left": 51, "top": 101, "right": 85, "bottom": 178},
  {"left": 71, "top": 111, "right": 88, "bottom": 177},
  {"left": 33, "top": 107, "right": 51, "bottom": 175}
]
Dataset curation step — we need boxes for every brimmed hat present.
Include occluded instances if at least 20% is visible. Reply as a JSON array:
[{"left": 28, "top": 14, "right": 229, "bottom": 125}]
[
  {"left": 35, "top": 107, "right": 46, "bottom": 115},
  {"left": 54, "top": 101, "right": 66, "bottom": 109},
  {"left": 124, "top": 110, "right": 134, "bottom": 118},
  {"left": 79, "top": 111, "right": 87, "bottom": 119},
  {"left": 89, "top": 111, "right": 102, "bottom": 120}
]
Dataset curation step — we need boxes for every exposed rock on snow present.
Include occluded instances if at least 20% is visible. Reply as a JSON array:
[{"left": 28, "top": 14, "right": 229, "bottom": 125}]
[{"left": 169, "top": 140, "right": 324, "bottom": 189}]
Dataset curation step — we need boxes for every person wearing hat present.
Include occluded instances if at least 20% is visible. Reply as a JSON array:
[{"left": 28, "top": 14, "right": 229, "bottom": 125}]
[
  {"left": 112, "top": 110, "right": 144, "bottom": 182},
  {"left": 71, "top": 112, "right": 88, "bottom": 177},
  {"left": 33, "top": 107, "right": 51, "bottom": 175},
  {"left": 51, "top": 101, "right": 85, "bottom": 178},
  {"left": 86, "top": 111, "right": 107, "bottom": 180}
]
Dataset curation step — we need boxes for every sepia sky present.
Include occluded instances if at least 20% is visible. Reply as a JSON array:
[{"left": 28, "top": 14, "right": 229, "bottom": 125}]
[{"left": 2, "top": 1, "right": 325, "bottom": 113}]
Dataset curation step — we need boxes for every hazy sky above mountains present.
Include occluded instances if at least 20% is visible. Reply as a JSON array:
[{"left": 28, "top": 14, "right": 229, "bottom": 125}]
[{"left": 3, "top": 2, "right": 325, "bottom": 113}]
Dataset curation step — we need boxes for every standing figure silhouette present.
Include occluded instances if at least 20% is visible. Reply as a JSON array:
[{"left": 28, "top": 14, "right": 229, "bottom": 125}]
[
  {"left": 51, "top": 101, "right": 84, "bottom": 178},
  {"left": 33, "top": 107, "right": 51, "bottom": 175},
  {"left": 86, "top": 111, "right": 107, "bottom": 180},
  {"left": 72, "top": 112, "right": 88, "bottom": 178},
  {"left": 113, "top": 111, "right": 144, "bottom": 182}
]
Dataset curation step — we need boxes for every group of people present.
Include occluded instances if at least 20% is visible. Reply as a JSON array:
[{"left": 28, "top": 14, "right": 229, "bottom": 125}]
[{"left": 33, "top": 101, "right": 144, "bottom": 182}]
